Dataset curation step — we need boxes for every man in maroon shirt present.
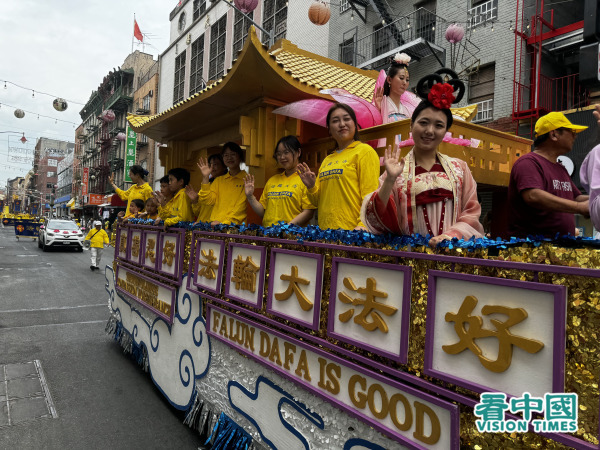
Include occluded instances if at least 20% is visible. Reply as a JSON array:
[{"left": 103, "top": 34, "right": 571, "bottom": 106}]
[{"left": 508, "top": 112, "right": 590, "bottom": 238}]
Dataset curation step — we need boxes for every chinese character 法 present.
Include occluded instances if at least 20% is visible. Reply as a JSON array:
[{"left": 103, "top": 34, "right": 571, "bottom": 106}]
[{"left": 338, "top": 277, "right": 397, "bottom": 333}]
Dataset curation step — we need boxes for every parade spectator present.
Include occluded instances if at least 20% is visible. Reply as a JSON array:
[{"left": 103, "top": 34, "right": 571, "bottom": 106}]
[
  {"left": 154, "top": 168, "right": 195, "bottom": 226},
  {"left": 109, "top": 165, "right": 153, "bottom": 218},
  {"left": 186, "top": 153, "right": 228, "bottom": 223},
  {"left": 245, "top": 136, "right": 315, "bottom": 227},
  {"left": 85, "top": 220, "right": 109, "bottom": 271},
  {"left": 361, "top": 77, "right": 483, "bottom": 248},
  {"left": 196, "top": 142, "right": 248, "bottom": 226},
  {"left": 579, "top": 104, "right": 600, "bottom": 236},
  {"left": 508, "top": 112, "right": 589, "bottom": 238},
  {"left": 297, "top": 103, "right": 380, "bottom": 230}
]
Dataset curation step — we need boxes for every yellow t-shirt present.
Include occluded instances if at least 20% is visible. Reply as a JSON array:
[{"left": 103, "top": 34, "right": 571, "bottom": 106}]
[
  {"left": 158, "top": 188, "right": 195, "bottom": 226},
  {"left": 307, "top": 141, "right": 380, "bottom": 230},
  {"left": 85, "top": 228, "right": 109, "bottom": 248},
  {"left": 259, "top": 172, "right": 315, "bottom": 227},
  {"left": 115, "top": 183, "right": 154, "bottom": 218},
  {"left": 198, "top": 171, "right": 247, "bottom": 224},
  {"left": 192, "top": 202, "right": 213, "bottom": 223}
]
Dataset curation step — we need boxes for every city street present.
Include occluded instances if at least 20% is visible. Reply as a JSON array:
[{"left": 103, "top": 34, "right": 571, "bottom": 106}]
[{"left": 0, "top": 226, "right": 200, "bottom": 448}]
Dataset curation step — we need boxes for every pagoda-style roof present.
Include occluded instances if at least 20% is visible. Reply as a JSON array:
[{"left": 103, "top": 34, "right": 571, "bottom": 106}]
[{"left": 127, "top": 27, "right": 379, "bottom": 142}]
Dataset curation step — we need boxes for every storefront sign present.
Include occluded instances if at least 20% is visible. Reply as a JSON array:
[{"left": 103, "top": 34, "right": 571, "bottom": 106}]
[
  {"left": 124, "top": 127, "right": 137, "bottom": 183},
  {"left": 88, "top": 194, "right": 104, "bottom": 205},
  {"left": 424, "top": 271, "right": 567, "bottom": 398},
  {"left": 207, "top": 305, "right": 459, "bottom": 449},
  {"left": 115, "top": 265, "right": 176, "bottom": 323},
  {"left": 82, "top": 167, "right": 89, "bottom": 196}
]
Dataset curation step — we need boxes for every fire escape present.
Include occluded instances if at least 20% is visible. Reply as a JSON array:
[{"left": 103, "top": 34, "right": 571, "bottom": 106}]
[{"left": 512, "top": 0, "right": 588, "bottom": 136}]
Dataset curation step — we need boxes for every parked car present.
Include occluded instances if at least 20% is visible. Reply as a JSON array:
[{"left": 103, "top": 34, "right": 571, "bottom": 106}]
[{"left": 38, "top": 219, "right": 84, "bottom": 252}]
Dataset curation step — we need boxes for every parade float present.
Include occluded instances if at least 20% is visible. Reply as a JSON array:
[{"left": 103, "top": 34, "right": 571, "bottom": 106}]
[{"left": 107, "top": 28, "right": 600, "bottom": 449}]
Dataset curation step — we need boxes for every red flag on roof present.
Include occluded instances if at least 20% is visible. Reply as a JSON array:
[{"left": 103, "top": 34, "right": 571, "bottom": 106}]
[{"left": 134, "top": 20, "right": 143, "bottom": 42}]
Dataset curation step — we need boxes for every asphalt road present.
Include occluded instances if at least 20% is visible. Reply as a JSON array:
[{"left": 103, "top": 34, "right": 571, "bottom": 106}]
[{"left": 0, "top": 225, "right": 200, "bottom": 448}]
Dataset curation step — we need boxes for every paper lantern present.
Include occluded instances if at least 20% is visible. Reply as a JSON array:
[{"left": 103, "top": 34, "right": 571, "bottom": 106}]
[
  {"left": 53, "top": 98, "right": 68, "bottom": 112},
  {"left": 445, "top": 23, "right": 465, "bottom": 44},
  {"left": 101, "top": 109, "right": 116, "bottom": 122},
  {"left": 308, "top": 1, "right": 331, "bottom": 25},
  {"left": 234, "top": 0, "right": 258, "bottom": 14},
  {"left": 116, "top": 132, "right": 126, "bottom": 141},
  {"left": 14, "top": 109, "right": 25, "bottom": 119}
]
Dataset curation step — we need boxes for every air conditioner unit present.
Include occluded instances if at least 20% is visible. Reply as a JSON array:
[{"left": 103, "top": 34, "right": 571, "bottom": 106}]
[{"left": 149, "top": 90, "right": 154, "bottom": 97}]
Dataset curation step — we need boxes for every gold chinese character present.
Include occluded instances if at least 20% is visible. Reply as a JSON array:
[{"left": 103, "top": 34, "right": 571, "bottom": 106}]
[
  {"left": 146, "top": 238, "right": 156, "bottom": 263},
  {"left": 131, "top": 236, "right": 141, "bottom": 258},
  {"left": 443, "top": 295, "right": 544, "bottom": 373},
  {"left": 198, "top": 249, "right": 218, "bottom": 280},
  {"left": 231, "top": 255, "right": 260, "bottom": 293},
  {"left": 162, "top": 241, "right": 176, "bottom": 267},
  {"left": 275, "top": 265, "right": 312, "bottom": 311},
  {"left": 119, "top": 235, "right": 127, "bottom": 254},
  {"left": 338, "top": 277, "right": 397, "bottom": 333}
]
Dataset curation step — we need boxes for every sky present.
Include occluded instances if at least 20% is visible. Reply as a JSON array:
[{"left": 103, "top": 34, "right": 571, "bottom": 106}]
[{"left": 0, "top": 0, "right": 176, "bottom": 190}]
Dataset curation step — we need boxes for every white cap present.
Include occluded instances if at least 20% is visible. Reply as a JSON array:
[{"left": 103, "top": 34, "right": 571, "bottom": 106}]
[{"left": 94, "top": 220, "right": 102, "bottom": 226}]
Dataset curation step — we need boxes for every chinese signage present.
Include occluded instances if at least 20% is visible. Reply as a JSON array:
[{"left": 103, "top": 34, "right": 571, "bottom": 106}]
[
  {"left": 424, "top": 271, "right": 566, "bottom": 398},
  {"left": 124, "top": 126, "right": 137, "bottom": 183},
  {"left": 87, "top": 194, "right": 104, "bottom": 205},
  {"left": 115, "top": 265, "right": 176, "bottom": 323},
  {"left": 208, "top": 305, "right": 459, "bottom": 449},
  {"left": 225, "top": 243, "right": 266, "bottom": 307},
  {"left": 82, "top": 167, "right": 89, "bottom": 196}
]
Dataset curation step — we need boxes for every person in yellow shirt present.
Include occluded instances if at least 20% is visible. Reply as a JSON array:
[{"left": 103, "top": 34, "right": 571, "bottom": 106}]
[
  {"left": 196, "top": 142, "right": 248, "bottom": 226},
  {"left": 186, "top": 154, "right": 227, "bottom": 223},
  {"left": 297, "top": 103, "right": 380, "bottom": 230},
  {"left": 120, "top": 199, "right": 145, "bottom": 223},
  {"left": 85, "top": 220, "right": 110, "bottom": 271},
  {"left": 138, "top": 197, "right": 159, "bottom": 221},
  {"left": 109, "top": 165, "right": 154, "bottom": 219},
  {"left": 245, "top": 136, "right": 315, "bottom": 227},
  {"left": 154, "top": 168, "right": 195, "bottom": 226}
]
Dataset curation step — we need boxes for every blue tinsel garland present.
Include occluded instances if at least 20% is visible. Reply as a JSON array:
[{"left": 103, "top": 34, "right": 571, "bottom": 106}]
[{"left": 126, "top": 218, "right": 600, "bottom": 252}]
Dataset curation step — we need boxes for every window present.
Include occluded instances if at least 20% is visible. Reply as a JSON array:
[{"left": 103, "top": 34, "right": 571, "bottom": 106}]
[
  {"left": 415, "top": 1, "right": 437, "bottom": 43},
  {"left": 262, "top": 0, "right": 287, "bottom": 45},
  {"left": 468, "top": 0, "right": 498, "bottom": 29},
  {"left": 233, "top": 10, "right": 253, "bottom": 55},
  {"left": 46, "top": 183, "right": 53, "bottom": 189},
  {"left": 142, "top": 93, "right": 151, "bottom": 111},
  {"left": 340, "top": 38, "right": 354, "bottom": 65},
  {"left": 45, "top": 194, "right": 51, "bottom": 200},
  {"left": 373, "top": 24, "right": 391, "bottom": 58},
  {"left": 173, "top": 50, "right": 186, "bottom": 104},
  {"left": 208, "top": 16, "right": 227, "bottom": 81},
  {"left": 340, "top": 0, "right": 350, "bottom": 13},
  {"left": 469, "top": 64, "right": 495, "bottom": 122},
  {"left": 178, "top": 12, "right": 186, "bottom": 33},
  {"left": 193, "top": 0, "right": 206, "bottom": 21},
  {"left": 47, "top": 171, "right": 55, "bottom": 177},
  {"left": 190, "top": 34, "right": 205, "bottom": 95}
]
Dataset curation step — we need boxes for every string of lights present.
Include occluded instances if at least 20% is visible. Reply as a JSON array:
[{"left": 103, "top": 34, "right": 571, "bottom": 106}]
[
  {"left": 0, "top": 101, "right": 78, "bottom": 126},
  {"left": 0, "top": 79, "right": 85, "bottom": 105}
]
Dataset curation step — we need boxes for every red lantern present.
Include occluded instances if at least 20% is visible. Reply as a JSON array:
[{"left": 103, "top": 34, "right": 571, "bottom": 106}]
[
  {"left": 101, "top": 109, "right": 116, "bottom": 122},
  {"left": 308, "top": 1, "right": 330, "bottom": 26},
  {"left": 234, "top": 0, "right": 258, "bottom": 14}
]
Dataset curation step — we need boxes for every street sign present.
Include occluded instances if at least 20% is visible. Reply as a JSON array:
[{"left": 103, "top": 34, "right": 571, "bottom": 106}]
[{"left": 82, "top": 167, "right": 89, "bottom": 196}]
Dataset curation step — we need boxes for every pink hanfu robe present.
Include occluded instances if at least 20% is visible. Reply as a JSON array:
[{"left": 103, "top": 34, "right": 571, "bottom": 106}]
[{"left": 361, "top": 150, "right": 484, "bottom": 239}]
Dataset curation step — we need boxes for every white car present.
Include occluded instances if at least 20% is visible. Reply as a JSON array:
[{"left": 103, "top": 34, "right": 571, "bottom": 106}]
[{"left": 38, "top": 219, "right": 84, "bottom": 252}]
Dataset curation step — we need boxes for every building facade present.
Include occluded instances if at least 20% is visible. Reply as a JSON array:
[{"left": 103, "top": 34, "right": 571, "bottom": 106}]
[
  {"left": 157, "top": 0, "right": 330, "bottom": 114},
  {"left": 32, "top": 138, "right": 73, "bottom": 215}
]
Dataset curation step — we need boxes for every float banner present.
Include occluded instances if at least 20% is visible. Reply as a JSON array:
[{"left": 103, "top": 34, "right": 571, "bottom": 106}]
[
  {"left": 124, "top": 126, "right": 137, "bottom": 183},
  {"left": 31, "top": 203, "right": 38, "bottom": 215},
  {"left": 207, "top": 304, "right": 460, "bottom": 449},
  {"left": 115, "top": 265, "right": 176, "bottom": 323},
  {"left": 14, "top": 220, "right": 40, "bottom": 237},
  {"left": 13, "top": 200, "right": 21, "bottom": 212}
]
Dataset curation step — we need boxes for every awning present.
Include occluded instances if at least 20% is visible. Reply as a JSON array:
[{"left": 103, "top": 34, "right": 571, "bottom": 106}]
[
  {"left": 55, "top": 194, "right": 71, "bottom": 204},
  {"left": 66, "top": 198, "right": 75, "bottom": 207}
]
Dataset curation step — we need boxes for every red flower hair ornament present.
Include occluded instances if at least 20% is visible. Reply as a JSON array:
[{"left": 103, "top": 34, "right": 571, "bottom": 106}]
[{"left": 428, "top": 83, "right": 455, "bottom": 110}]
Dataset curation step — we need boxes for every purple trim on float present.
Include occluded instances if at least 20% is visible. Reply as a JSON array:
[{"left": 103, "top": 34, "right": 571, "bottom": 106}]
[
  {"left": 187, "top": 236, "right": 226, "bottom": 296},
  {"left": 127, "top": 229, "right": 144, "bottom": 265},
  {"left": 115, "top": 226, "right": 128, "bottom": 261},
  {"left": 424, "top": 270, "right": 566, "bottom": 397},
  {"left": 206, "top": 303, "right": 461, "bottom": 450},
  {"left": 327, "top": 257, "right": 412, "bottom": 364},
  {"left": 224, "top": 242, "right": 266, "bottom": 308},
  {"left": 141, "top": 229, "right": 160, "bottom": 270},
  {"left": 156, "top": 228, "right": 185, "bottom": 285},
  {"left": 115, "top": 264, "right": 176, "bottom": 324},
  {"left": 266, "top": 248, "right": 324, "bottom": 331}
]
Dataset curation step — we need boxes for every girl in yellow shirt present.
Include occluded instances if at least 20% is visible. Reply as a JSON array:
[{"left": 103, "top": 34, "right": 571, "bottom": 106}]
[
  {"left": 297, "top": 103, "right": 380, "bottom": 230},
  {"left": 196, "top": 142, "right": 247, "bottom": 226},
  {"left": 245, "top": 136, "right": 315, "bottom": 227},
  {"left": 110, "top": 165, "right": 153, "bottom": 219}
]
